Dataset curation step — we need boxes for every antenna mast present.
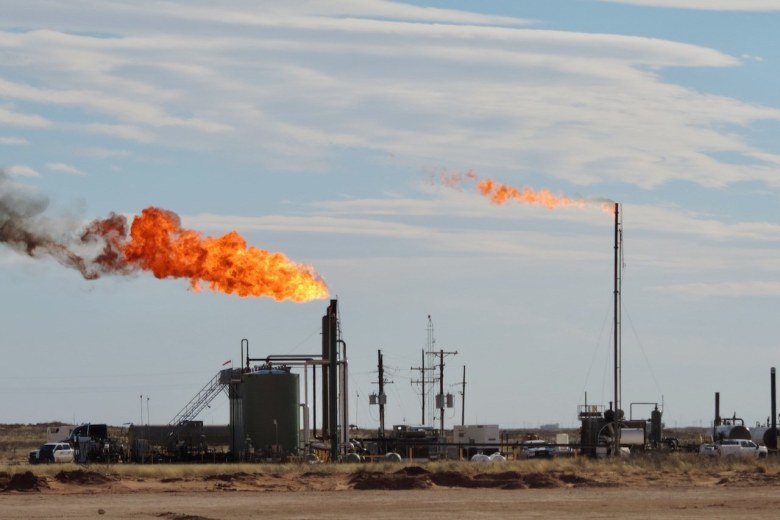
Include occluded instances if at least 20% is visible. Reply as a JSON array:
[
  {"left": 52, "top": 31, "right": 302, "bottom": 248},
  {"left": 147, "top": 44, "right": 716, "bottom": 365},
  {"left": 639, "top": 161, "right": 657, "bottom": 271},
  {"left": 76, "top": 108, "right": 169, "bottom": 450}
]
[{"left": 426, "top": 316, "right": 437, "bottom": 426}]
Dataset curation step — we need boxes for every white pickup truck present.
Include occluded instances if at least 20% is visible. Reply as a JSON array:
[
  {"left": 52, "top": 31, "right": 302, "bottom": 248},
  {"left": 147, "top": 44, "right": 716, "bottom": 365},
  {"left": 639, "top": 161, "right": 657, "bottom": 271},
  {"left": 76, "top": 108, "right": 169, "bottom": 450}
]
[
  {"left": 29, "top": 442, "right": 74, "bottom": 464},
  {"left": 704, "top": 439, "right": 768, "bottom": 459}
]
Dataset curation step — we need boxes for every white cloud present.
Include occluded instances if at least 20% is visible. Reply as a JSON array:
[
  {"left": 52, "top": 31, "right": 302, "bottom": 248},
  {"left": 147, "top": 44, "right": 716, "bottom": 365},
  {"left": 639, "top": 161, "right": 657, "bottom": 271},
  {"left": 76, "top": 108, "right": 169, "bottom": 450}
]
[
  {"left": 74, "top": 146, "right": 129, "bottom": 158},
  {"left": 598, "top": 0, "right": 780, "bottom": 11},
  {"left": 0, "top": 106, "right": 51, "bottom": 128},
  {"left": 0, "top": 1, "right": 776, "bottom": 188},
  {"left": 5, "top": 164, "right": 39, "bottom": 177},
  {"left": 651, "top": 281, "right": 780, "bottom": 298},
  {"left": 46, "top": 162, "right": 86, "bottom": 176},
  {"left": 624, "top": 203, "right": 780, "bottom": 241},
  {"left": 0, "top": 78, "right": 232, "bottom": 133},
  {"left": 79, "top": 123, "right": 155, "bottom": 143},
  {"left": 0, "top": 136, "right": 29, "bottom": 145},
  {"left": 1, "top": 1, "right": 534, "bottom": 35}
]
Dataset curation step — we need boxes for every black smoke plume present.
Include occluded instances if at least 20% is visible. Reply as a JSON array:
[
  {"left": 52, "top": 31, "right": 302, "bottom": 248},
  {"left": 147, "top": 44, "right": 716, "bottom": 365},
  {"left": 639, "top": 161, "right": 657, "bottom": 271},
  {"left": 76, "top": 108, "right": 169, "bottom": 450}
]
[{"left": 0, "top": 169, "right": 130, "bottom": 279}]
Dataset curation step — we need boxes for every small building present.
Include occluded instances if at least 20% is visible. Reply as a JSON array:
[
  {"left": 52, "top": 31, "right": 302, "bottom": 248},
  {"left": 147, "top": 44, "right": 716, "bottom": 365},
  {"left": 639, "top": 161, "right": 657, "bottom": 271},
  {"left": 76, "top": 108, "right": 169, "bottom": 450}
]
[{"left": 451, "top": 424, "right": 500, "bottom": 458}]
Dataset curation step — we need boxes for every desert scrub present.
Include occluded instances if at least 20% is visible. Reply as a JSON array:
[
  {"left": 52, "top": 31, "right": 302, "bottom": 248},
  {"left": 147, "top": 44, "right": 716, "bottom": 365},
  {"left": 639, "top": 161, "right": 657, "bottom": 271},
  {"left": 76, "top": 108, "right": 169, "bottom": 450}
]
[{"left": 7, "top": 452, "right": 780, "bottom": 481}]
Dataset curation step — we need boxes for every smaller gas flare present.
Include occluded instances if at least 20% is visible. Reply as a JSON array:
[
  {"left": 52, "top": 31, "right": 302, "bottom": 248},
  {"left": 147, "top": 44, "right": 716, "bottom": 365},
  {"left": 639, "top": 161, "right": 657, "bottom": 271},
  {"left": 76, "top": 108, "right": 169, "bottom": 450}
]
[{"left": 439, "top": 170, "right": 612, "bottom": 211}]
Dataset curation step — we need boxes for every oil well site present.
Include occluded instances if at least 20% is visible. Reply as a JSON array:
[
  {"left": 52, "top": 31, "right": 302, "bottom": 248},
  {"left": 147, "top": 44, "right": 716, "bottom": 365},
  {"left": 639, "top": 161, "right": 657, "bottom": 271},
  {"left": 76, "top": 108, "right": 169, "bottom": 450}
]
[
  {"left": 26, "top": 300, "right": 777, "bottom": 467},
  {"left": 11, "top": 203, "right": 780, "bottom": 467}
]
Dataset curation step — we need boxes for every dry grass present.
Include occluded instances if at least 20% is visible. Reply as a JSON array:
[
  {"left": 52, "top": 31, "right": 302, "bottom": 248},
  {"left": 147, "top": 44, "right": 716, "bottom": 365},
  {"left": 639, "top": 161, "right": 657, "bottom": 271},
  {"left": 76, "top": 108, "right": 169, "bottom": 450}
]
[{"left": 3, "top": 453, "right": 779, "bottom": 482}]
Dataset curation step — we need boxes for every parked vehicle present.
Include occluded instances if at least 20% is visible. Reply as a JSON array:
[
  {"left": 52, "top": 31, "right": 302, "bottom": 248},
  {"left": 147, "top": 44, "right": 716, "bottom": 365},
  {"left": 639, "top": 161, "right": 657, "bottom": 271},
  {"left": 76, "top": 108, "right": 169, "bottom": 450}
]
[
  {"left": 519, "top": 439, "right": 556, "bottom": 458},
  {"left": 706, "top": 439, "right": 768, "bottom": 459},
  {"left": 68, "top": 423, "right": 125, "bottom": 464},
  {"left": 34, "top": 442, "right": 75, "bottom": 463}
]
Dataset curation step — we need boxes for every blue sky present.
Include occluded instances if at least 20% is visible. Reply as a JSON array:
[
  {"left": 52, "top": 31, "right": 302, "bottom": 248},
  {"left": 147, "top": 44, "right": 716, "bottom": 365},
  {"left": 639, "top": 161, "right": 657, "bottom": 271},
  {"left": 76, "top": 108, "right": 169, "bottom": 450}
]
[{"left": 2, "top": 0, "right": 779, "bottom": 432}]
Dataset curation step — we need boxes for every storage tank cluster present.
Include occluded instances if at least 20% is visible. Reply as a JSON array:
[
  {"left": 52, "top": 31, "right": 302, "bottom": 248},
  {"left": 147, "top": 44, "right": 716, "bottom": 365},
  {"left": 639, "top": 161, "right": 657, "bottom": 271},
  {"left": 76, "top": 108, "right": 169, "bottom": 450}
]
[{"left": 713, "top": 376, "right": 779, "bottom": 450}]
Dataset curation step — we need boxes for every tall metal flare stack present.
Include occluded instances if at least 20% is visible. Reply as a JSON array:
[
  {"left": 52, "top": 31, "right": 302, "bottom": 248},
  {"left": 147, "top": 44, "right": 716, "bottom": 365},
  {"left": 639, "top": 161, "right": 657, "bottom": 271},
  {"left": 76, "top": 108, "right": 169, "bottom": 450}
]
[{"left": 321, "top": 299, "right": 339, "bottom": 461}]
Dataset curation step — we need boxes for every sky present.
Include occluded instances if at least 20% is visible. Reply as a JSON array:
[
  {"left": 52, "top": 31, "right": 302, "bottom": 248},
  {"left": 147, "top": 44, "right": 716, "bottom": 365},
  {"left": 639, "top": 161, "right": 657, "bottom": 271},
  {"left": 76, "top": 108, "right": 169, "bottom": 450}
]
[{"left": 1, "top": 0, "right": 780, "bottom": 433}]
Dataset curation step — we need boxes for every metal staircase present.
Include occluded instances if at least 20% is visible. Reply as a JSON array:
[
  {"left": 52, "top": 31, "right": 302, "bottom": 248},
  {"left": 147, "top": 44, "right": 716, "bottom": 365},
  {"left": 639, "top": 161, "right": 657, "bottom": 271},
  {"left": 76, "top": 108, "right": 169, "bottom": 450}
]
[{"left": 168, "top": 370, "right": 230, "bottom": 427}]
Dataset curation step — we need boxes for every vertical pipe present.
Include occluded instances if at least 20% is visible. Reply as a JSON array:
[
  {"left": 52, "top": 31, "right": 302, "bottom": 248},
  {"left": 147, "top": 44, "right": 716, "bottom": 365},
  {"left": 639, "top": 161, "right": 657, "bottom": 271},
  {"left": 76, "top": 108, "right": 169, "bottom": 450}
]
[
  {"left": 241, "top": 338, "right": 248, "bottom": 372},
  {"left": 771, "top": 368, "right": 777, "bottom": 451},
  {"left": 714, "top": 392, "right": 720, "bottom": 442},
  {"left": 300, "top": 403, "right": 309, "bottom": 453},
  {"left": 339, "top": 340, "right": 349, "bottom": 457},
  {"left": 303, "top": 362, "right": 310, "bottom": 449},
  {"left": 312, "top": 363, "right": 317, "bottom": 438},
  {"left": 321, "top": 309, "right": 330, "bottom": 439}
]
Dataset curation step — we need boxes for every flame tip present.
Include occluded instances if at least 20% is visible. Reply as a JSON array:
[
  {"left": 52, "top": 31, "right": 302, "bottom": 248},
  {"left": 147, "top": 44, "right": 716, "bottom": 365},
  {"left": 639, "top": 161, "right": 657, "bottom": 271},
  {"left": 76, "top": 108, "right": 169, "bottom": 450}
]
[{"left": 441, "top": 169, "right": 610, "bottom": 212}]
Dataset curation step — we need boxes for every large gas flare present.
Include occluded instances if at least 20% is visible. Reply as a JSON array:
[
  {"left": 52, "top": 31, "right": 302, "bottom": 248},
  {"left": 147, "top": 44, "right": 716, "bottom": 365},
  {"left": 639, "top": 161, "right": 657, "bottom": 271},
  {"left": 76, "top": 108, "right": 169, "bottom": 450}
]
[
  {"left": 123, "top": 207, "right": 328, "bottom": 301},
  {"left": 0, "top": 171, "right": 328, "bottom": 302},
  {"left": 440, "top": 170, "right": 611, "bottom": 210}
]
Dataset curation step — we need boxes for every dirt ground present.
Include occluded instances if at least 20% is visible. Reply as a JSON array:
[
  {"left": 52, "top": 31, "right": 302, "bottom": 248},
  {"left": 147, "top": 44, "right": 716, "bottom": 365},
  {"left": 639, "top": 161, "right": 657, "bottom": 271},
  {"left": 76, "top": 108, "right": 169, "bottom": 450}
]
[
  {"left": 2, "top": 465, "right": 780, "bottom": 519},
  {"left": 3, "top": 487, "right": 780, "bottom": 520}
]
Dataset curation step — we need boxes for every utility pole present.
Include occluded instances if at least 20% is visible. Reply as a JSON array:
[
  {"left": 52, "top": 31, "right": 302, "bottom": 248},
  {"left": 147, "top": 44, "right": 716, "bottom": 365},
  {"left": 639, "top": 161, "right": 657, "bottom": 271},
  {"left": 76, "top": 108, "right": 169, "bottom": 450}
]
[
  {"left": 372, "top": 349, "right": 392, "bottom": 447},
  {"left": 378, "top": 350, "right": 385, "bottom": 439},
  {"left": 434, "top": 349, "right": 458, "bottom": 435},
  {"left": 439, "top": 351, "right": 444, "bottom": 434},
  {"left": 458, "top": 365, "right": 466, "bottom": 426},
  {"left": 411, "top": 349, "right": 435, "bottom": 425}
]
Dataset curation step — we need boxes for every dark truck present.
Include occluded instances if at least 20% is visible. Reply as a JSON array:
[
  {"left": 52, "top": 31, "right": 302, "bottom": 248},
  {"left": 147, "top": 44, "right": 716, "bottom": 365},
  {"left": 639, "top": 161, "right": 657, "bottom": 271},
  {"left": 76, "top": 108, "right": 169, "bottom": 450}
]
[{"left": 67, "top": 423, "right": 125, "bottom": 463}]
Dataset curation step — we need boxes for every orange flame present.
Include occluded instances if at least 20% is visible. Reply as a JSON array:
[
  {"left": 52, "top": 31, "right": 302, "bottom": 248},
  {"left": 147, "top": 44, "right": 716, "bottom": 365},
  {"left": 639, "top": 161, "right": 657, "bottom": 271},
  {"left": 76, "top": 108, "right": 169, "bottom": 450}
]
[
  {"left": 475, "top": 179, "right": 585, "bottom": 209},
  {"left": 441, "top": 170, "right": 583, "bottom": 209},
  {"left": 122, "top": 207, "right": 328, "bottom": 302},
  {"left": 440, "top": 170, "right": 611, "bottom": 211}
]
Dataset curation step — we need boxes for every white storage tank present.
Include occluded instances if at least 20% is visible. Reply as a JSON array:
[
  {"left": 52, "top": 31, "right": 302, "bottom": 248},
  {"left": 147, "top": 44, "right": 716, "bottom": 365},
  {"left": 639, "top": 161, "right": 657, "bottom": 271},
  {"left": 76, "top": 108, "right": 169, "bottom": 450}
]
[
  {"left": 750, "top": 427, "right": 780, "bottom": 447},
  {"left": 620, "top": 428, "right": 645, "bottom": 446}
]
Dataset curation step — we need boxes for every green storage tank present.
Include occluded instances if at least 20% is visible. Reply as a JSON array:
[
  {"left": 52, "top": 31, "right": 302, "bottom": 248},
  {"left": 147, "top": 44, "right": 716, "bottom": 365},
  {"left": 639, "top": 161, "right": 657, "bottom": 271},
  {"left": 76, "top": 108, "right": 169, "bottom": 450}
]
[{"left": 241, "top": 368, "right": 300, "bottom": 456}]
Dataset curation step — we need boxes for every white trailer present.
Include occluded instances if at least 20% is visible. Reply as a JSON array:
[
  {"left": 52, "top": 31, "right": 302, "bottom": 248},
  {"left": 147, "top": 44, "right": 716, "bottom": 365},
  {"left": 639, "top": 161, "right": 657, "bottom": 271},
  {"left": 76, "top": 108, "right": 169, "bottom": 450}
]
[
  {"left": 452, "top": 424, "right": 500, "bottom": 445},
  {"left": 46, "top": 425, "right": 76, "bottom": 443}
]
